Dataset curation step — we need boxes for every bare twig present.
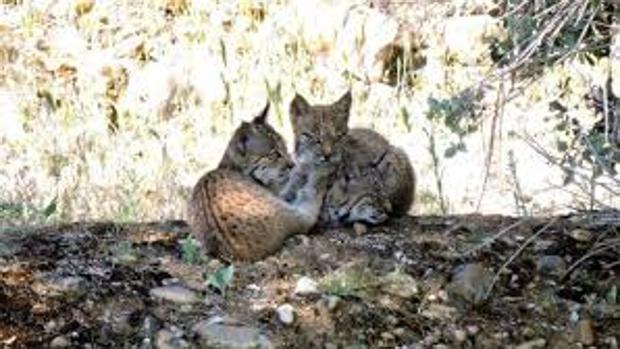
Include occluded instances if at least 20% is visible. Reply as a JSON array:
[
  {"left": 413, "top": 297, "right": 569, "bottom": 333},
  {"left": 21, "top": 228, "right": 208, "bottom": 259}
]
[
  {"left": 563, "top": 240, "right": 620, "bottom": 280},
  {"left": 486, "top": 218, "right": 558, "bottom": 298},
  {"left": 459, "top": 218, "right": 529, "bottom": 257},
  {"left": 476, "top": 80, "right": 505, "bottom": 212},
  {"left": 523, "top": 133, "right": 620, "bottom": 191}
]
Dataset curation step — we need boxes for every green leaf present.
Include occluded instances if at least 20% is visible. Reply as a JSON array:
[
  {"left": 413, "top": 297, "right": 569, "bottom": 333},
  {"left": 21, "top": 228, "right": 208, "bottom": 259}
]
[
  {"left": 207, "top": 265, "right": 235, "bottom": 296},
  {"left": 43, "top": 196, "right": 57, "bottom": 218},
  {"left": 181, "top": 237, "right": 199, "bottom": 264},
  {"left": 607, "top": 285, "right": 617, "bottom": 305}
]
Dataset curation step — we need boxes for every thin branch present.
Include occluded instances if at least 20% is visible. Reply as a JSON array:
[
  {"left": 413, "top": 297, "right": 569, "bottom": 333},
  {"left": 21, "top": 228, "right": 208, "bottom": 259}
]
[
  {"left": 486, "top": 218, "right": 558, "bottom": 298},
  {"left": 562, "top": 242, "right": 620, "bottom": 280},
  {"left": 459, "top": 218, "right": 529, "bottom": 257}
]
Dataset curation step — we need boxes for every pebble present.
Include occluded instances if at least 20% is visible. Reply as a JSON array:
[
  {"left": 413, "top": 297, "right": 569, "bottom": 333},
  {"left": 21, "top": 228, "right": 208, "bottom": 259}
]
[
  {"left": 515, "top": 338, "right": 546, "bottom": 349},
  {"left": 326, "top": 295, "right": 340, "bottom": 311},
  {"left": 150, "top": 285, "right": 199, "bottom": 304},
  {"left": 446, "top": 263, "right": 492, "bottom": 305},
  {"left": 573, "top": 319, "right": 595, "bottom": 345},
  {"left": 453, "top": 329, "right": 467, "bottom": 343},
  {"left": 605, "top": 336, "right": 618, "bottom": 349},
  {"left": 380, "top": 331, "right": 395, "bottom": 341},
  {"left": 353, "top": 222, "right": 368, "bottom": 235},
  {"left": 34, "top": 275, "right": 86, "bottom": 298},
  {"left": 536, "top": 255, "right": 566, "bottom": 278},
  {"left": 154, "top": 328, "right": 190, "bottom": 349},
  {"left": 276, "top": 304, "right": 295, "bottom": 325},
  {"left": 568, "top": 229, "right": 593, "bottom": 243},
  {"left": 207, "top": 258, "right": 222, "bottom": 270},
  {"left": 381, "top": 269, "right": 419, "bottom": 299},
  {"left": 466, "top": 325, "right": 480, "bottom": 336},
  {"left": 50, "top": 335, "right": 70, "bottom": 348},
  {"left": 192, "top": 317, "right": 273, "bottom": 349},
  {"left": 294, "top": 276, "right": 319, "bottom": 295}
]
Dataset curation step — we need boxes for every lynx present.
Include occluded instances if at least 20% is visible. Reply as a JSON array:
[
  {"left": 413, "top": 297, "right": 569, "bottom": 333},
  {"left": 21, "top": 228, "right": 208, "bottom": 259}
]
[
  {"left": 289, "top": 92, "right": 415, "bottom": 227},
  {"left": 187, "top": 104, "right": 333, "bottom": 261}
]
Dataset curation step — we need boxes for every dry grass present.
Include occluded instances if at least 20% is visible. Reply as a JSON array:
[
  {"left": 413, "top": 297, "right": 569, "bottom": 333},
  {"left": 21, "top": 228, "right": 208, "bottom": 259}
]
[{"left": 0, "top": 0, "right": 617, "bottom": 226}]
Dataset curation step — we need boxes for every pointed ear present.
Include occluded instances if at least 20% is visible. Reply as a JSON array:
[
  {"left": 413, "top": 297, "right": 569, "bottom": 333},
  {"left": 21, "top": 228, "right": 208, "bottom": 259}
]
[
  {"left": 333, "top": 90, "right": 351, "bottom": 129},
  {"left": 290, "top": 93, "right": 310, "bottom": 118},
  {"left": 252, "top": 102, "right": 269, "bottom": 124},
  {"left": 334, "top": 90, "right": 352, "bottom": 114}
]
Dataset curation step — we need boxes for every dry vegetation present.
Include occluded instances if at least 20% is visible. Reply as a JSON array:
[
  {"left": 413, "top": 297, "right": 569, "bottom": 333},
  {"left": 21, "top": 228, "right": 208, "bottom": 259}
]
[{"left": 0, "top": 0, "right": 618, "bottom": 226}]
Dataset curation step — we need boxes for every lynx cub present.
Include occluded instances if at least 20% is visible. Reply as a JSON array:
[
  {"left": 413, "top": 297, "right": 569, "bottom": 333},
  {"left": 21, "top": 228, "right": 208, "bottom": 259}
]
[
  {"left": 187, "top": 104, "right": 333, "bottom": 261},
  {"left": 289, "top": 92, "right": 415, "bottom": 227}
]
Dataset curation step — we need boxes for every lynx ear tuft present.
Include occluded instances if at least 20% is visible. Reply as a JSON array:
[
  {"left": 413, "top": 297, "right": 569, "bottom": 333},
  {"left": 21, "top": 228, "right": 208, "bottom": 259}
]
[
  {"left": 290, "top": 93, "right": 310, "bottom": 117},
  {"left": 253, "top": 102, "right": 269, "bottom": 124}
]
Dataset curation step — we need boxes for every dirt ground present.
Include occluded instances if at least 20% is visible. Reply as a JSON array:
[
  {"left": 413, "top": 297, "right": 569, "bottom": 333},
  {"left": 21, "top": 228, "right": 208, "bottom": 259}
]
[{"left": 0, "top": 212, "right": 618, "bottom": 348}]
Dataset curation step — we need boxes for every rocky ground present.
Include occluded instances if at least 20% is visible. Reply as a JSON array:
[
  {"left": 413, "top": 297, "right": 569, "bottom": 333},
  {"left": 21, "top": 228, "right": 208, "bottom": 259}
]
[{"left": 0, "top": 212, "right": 618, "bottom": 348}]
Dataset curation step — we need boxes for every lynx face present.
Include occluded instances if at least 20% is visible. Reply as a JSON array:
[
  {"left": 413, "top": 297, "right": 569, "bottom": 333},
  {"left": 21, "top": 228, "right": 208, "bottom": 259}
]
[
  {"left": 219, "top": 103, "right": 294, "bottom": 193},
  {"left": 322, "top": 166, "right": 392, "bottom": 226},
  {"left": 289, "top": 91, "right": 351, "bottom": 165}
]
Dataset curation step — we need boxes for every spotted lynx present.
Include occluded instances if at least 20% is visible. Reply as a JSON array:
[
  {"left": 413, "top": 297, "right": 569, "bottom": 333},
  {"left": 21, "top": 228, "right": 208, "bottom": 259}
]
[
  {"left": 187, "top": 104, "right": 333, "bottom": 261},
  {"left": 289, "top": 92, "right": 415, "bottom": 227}
]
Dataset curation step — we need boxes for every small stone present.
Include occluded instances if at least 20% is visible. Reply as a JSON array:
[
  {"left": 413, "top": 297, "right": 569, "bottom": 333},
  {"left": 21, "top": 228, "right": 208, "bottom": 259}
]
[
  {"left": 353, "top": 222, "right": 368, "bottom": 235},
  {"left": 33, "top": 275, "right": 86, "bottom": 298},
  {"left": 192, "top": 317, "right": 273, "bottom": 349},
  {"left": 466, "top": 325, "right": 480, "bottom": 336},
  {"left": 150, "top": 285, "right": 199, "bottom": 304},
  {"left": 605, "top": 336, "right": 618, "bottom": 349},
  {"left": 276, "top": 304, "right": 295, "bottom": 325},
  {"left": 536, "top": 255, "right": 566, "bottom": 278},
  {"left": 533, "top": 239, "right": 555, "bottom": 252},
  {"left": 393, "top": 327, "right": 405, "bottom": 337},
  {"left": 446, "top": 263, "right": 492, "bottom": 306},
  {"left": 141, "top": 315, "right": 161, "bottom": 339},
  {"left": 573, "top": 319, "right": 595, "bottom": 345},
  {"left": 246, "top": 284, "right": 261, "bottom": 292},
  {"left": 381, "top": 269, "right": 419, "bottom": 299},
  {"left": 515, "top": 338, "right": 546, "bottom": 349},
  {"left": 568, "top": 229, "right": 593, "bottom": 243},
  {"left": 294, "top": 276, "right": 319, "bottom": 296},
  {"left": 493, "top": 331, "right": 509, "bottom": 340},
  {"left": 547, "top": 332, "right": 571, "bottom": 349},
  {"left": 420, "top": 304, "right": 458, "bottom": 320},
  {"left": 50, "top": 335, "right": 70, "bottom": 348},
  {"left": 207, "top": 258, "right": 222, "bottom": 270},
  {"left": 326, "top": 295, "right": 340, "bottom": 311},
  {"left": 99, "top": 297, "right": 145, "bottom": 336},
  {"left": 154, "top": 328, "right": 190, "bottom": 349},
  {"left": 453, "top": 329, "right": 467, "bottom": 343},
  {"left": 381, "top": 331, "right": 395, "bottom": 341}
]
